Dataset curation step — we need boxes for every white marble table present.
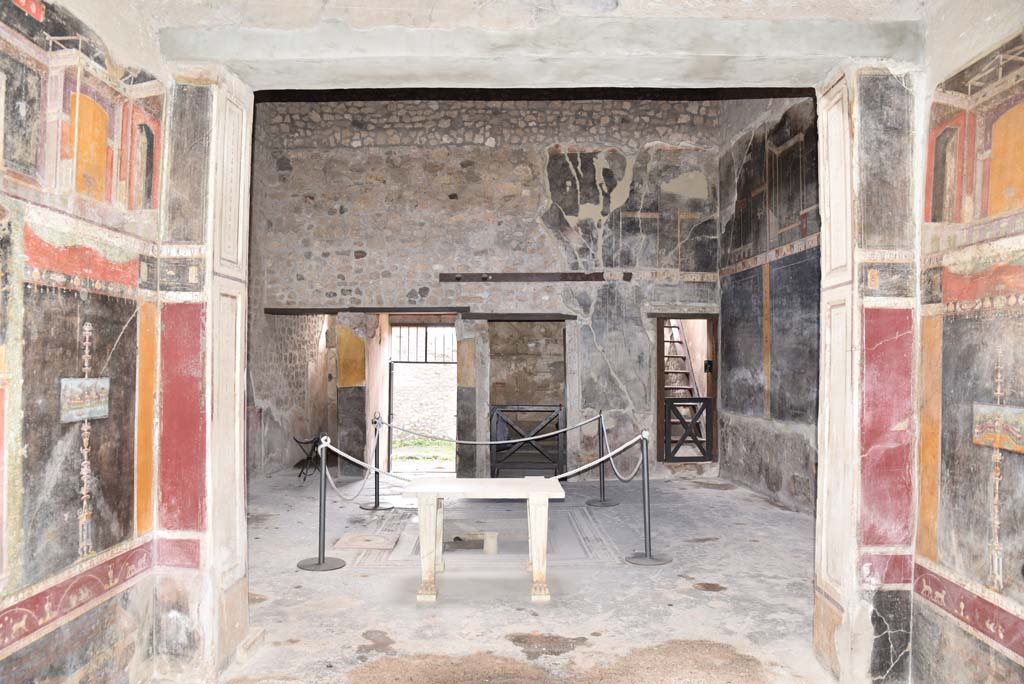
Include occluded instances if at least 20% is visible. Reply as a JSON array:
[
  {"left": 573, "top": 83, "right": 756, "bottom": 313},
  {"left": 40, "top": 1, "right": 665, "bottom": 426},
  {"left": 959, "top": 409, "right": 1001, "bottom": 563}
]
[{"left": 402, "top": 476, "right": 566, "bottom": 602}]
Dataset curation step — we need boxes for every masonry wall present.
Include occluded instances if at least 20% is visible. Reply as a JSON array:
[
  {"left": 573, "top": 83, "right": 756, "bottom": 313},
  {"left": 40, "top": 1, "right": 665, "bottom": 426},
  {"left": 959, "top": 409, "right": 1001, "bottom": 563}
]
[
  {"left": 716, "top": 98, "right": 820, "bottom": 513},
  {"left": 245, "top": 307, "right": 332, "bottom": 475},
  {"left": 0, "top": 2, "right": 163, "bottom": 679},
  {"left": 249, "top": 97, "right": 722, "bottom": 474},
  {"left": 913, "top": 33, "right": 1024, "bottom": 681}
]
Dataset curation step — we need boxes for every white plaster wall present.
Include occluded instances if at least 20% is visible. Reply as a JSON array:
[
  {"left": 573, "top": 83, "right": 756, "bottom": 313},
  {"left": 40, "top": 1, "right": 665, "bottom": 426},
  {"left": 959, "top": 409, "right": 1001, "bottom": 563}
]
[{"left": 924, "top": 0, "right": 1024, "bottom": 88}]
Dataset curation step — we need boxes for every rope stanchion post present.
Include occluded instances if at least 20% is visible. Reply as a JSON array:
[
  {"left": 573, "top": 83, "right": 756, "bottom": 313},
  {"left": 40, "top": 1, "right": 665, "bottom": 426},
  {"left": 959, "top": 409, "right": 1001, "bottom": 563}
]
[
  {"left": 625, "top": 431, "right": 671, "bottom": 566},
  {"left": 297, "top": 441, "right": 346, "bottom": 572},
  {"left": 360, "top": 415, "right": 394, "bottom": 512},
  {"left": 586, "top": 412, "right": 619, "bottom": 507}
]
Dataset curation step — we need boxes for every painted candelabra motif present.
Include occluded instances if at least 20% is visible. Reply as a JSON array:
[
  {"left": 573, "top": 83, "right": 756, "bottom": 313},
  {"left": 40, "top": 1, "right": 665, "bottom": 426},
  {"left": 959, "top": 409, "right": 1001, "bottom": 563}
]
[
  {"left": 972, "top": 351, "right": 1024, "bottom": 591},
  {"left": 59, "top": 321, "right": 111, "bottom": 559}
]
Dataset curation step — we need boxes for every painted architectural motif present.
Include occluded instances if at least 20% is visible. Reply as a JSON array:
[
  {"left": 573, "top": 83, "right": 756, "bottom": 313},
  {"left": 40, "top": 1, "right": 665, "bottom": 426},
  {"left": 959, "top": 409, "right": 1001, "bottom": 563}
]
[
  {"left": 0, "top": 1, "right": 176, "bottom": 680},
  {"left": 915, "top": 33, "right": 1024, "bottom": 681}
]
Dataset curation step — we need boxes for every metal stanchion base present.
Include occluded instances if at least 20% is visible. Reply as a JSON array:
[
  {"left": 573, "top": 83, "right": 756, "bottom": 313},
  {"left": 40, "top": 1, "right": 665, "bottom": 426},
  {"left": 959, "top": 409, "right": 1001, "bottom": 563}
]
[
  {"left": 297, "top": 557, "right": 346, "bottom": 572},
  {"left": 586, "top": 498, "right": 620, "bottom": 507},
  {"left": 625, "top": 552, "right": 672, "bottom": 566},
  {"left": 359, "top": 502, "right": 394, "bottom": 511}
]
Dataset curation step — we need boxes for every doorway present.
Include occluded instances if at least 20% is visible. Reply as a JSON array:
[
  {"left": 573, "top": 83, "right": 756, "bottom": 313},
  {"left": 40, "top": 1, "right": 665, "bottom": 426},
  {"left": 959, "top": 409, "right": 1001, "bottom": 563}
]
[
  {"left": 656, "top": 315, "right": 718, "bottom": 462},
  {"left": 387, "top": 319, "right": 458, "bottom": 474}
]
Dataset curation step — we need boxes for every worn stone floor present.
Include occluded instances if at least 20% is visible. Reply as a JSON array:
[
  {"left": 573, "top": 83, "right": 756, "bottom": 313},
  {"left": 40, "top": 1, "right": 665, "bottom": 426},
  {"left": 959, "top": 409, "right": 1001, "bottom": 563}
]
[{"left": 221, "top": 470, "right": 833, "bottom": 683}]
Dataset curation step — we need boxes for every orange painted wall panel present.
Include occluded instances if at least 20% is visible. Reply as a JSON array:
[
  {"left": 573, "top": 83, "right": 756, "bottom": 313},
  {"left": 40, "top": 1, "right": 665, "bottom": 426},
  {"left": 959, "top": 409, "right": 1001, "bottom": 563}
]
[
  {"left": 988, "top": 102, "right": 1024, "bottom": 216},
  {"left": 916, "top": 315, "right": 942, "bottom": 561},
  {"left": 135, "top": 302, "right": 157, "bottom": 535},
  {"left": 71, "top": 94, "right": 109, "bottom": 201}
]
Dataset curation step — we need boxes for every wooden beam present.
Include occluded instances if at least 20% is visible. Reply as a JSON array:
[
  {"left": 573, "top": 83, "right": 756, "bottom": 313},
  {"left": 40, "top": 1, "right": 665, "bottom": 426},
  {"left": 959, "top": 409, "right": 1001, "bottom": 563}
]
[
  {"left": 265, "top": 306, "right": 470, "bottom": 315},
  {"left": 439, "top": 272, "right": 632, "bottom": 283},
  {"left": 461, "top": 313, "right": 577, "bottom": 321}
]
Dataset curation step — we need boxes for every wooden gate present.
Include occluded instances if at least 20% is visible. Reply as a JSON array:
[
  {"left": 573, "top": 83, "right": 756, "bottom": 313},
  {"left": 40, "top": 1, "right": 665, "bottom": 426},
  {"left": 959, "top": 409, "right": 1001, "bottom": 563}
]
[{"left": 489, "top": 405, "right": 565, "bottom": 477}]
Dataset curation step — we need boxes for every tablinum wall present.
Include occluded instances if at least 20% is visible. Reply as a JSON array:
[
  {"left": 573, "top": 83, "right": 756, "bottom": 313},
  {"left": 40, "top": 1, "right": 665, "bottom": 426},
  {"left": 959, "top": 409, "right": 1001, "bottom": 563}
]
[
  {"left": 248, "top": 96, "right": 723, "bottom": 475},
  {"left": 717, "top": 98, "right": 821, "bottom": 513}
]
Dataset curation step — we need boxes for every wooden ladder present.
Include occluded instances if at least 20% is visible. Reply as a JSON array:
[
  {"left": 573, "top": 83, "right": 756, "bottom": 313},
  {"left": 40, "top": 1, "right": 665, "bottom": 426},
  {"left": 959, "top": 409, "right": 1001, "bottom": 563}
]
[{"left": 662, "top": 320, "right": 705, "bottom": 444}]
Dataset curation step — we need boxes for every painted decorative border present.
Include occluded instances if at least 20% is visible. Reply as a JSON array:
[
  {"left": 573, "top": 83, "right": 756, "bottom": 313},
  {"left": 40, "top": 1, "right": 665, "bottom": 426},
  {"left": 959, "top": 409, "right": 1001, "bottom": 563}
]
[
  {"left": 924, "top": 211, "right": 1024, "bottom": 257},
  {"left": 22, "top": 266, "right": 137, "bottom": 299},
  {"left": 915, "top": 562, "right": 1024, "bottom": 661},
  {"left": 719, "top": 232, "right": 820, "bottom": 277},
  {"left": 0, "top": 543, "right": 152, "bottom": 656},
  {"left": 942, "top": 294, "right": 1024, "bottom": 319}
]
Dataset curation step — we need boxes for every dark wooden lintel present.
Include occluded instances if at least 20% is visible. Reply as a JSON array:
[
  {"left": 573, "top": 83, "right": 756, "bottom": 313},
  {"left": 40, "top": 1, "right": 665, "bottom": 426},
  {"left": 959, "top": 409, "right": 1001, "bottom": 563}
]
[
  {"left": 645, "top": 312, "right": 720, "bottom": 320},
  {"left": 440, "top": 272, "right": 630, "bottom": 283},
  {"left": 264, "top": 307, "right": 341, "bottom": 315},
  {"left": 461, "top": 313, "right": 577, "bottom": 321},
  {"left": 265, "top": 306, "right": 470, "bottom": 315}
]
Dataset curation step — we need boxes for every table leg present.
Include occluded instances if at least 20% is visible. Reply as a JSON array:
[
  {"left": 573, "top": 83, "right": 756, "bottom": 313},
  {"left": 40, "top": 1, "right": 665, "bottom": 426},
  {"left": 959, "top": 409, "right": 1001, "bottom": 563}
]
[
  {"left": 417, "top": 494, "right": 438, "bottom": 602},
  {"left": 526, "top": 497, "right": 533, "bottom": 572},
  {"left": 435, "top": 498, "right": 445, "bottom": 573},
  {"left": 528, "top": 495, "right": 550, "bottom": 602}
]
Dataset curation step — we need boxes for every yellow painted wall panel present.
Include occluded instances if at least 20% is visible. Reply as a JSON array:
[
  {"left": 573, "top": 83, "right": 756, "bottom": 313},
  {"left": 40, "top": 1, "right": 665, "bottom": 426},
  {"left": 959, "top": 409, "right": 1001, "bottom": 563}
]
[
  {"left": 457, "top": 339, "right": 476, "bottom": 388},
  {"left": 135, "top": 302, "right": 157, "bottom": 535},
  {"left": 336, "top": 325, "right": 366, "bottom": 388},
  {"left": 988, "top": 102, "right": 1024, "bottom": 216},
  {"left": 71, "top": 94, "right": 109, "bottom": 202},
  {"left": 916, "top": 315, "right": 942, "bottom": 561}
]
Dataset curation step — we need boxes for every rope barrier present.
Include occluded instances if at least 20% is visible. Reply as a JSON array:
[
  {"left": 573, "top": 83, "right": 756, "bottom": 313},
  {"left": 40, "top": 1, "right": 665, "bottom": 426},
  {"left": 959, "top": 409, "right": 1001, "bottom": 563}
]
[
  {"left": 552, "top": 432, "right": 646, "bottom": 481},
  {"left": 324, "top": 455, "right": 372, "bottom": 502},
  {"left": 603, "top": 419, "right": 643, "bottom": 483},
  {"left": 376, "top": 414, "right": 600, "bottom": 446},
  {"left": 319, "top": 438, "right": 412, "bottom": 483}
]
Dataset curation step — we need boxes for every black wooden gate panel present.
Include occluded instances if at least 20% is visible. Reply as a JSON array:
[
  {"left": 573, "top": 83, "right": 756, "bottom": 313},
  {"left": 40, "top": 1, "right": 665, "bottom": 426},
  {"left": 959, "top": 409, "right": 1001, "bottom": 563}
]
[
  {"left": 490, "top": 405, "right": 565, "bottom": 477},
  {"left": 663, "top": 398, "right": 714, "bottom": 463}
]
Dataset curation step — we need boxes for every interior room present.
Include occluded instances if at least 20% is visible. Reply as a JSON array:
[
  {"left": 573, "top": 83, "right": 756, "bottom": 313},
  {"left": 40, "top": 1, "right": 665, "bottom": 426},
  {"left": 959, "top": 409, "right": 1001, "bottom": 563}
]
[{"left": 0, "top": 2, "right": 1022, "bottom": 683}]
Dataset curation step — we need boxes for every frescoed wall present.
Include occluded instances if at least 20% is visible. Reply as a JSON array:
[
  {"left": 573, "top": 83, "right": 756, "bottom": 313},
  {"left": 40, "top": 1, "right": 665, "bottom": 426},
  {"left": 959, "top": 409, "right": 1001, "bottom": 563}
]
[
  {"left": 717, "top": 97, "right": 821, "bottom": 513},
  {"left": 915, "top": 33, "right": 1024, "bottom": 682},
  {"left": 0, "top": 2, "right": 172, "bottom": 681},
  {"left": 249, "top": 97, "right": 722, "bottom": 476}
]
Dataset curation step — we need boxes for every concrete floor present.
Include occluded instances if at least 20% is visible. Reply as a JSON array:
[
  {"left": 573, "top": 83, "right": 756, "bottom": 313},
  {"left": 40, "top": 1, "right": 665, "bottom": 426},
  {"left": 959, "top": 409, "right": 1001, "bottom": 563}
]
[{"left": 222, "top": 471, "right": 833, "bottom": 683}]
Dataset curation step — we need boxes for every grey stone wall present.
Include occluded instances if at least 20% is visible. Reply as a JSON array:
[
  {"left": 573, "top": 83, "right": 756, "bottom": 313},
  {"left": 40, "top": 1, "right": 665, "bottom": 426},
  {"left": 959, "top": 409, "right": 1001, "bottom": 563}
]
[
  {"left": 250, "top": 97, "right": 723, "bottom": 465},
  {"left": 489, "top": 321, "right": 565, "bottom": 406},
  {"left": 245, "top": 307, "right": 332, "bottom": 475}
]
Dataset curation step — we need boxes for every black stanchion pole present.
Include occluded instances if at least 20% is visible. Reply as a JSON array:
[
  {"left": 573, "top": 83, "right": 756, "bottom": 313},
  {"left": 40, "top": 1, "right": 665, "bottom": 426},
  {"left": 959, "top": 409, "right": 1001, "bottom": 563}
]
[
  {"left": 625, "top": 431, "right": 670, "bottom": 566},
  {"left": 587, "top": 412, "right": 618, "bottom": 507},
  {"left": 360, "top": 415, "right": 393, "bottom": 512},
  {"left": 298, "top": 442, "right": 346, "bottom": 571}
]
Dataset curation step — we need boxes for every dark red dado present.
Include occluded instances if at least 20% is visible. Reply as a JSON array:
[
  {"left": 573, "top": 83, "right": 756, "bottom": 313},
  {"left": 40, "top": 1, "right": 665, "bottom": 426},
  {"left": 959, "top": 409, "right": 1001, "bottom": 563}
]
[
  {"left": 0, "top": 544, "right": 152, "bottom": 655},
  {"left": 915, "top": 564, "right": 1024, "bottom": 660}
]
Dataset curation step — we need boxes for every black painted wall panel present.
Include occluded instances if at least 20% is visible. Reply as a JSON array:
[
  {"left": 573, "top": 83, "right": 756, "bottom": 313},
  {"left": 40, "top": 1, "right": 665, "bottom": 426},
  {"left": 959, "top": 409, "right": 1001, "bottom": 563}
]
[
  {"left": 857, "top": 71, "right": 915, "bottom": 250},
  {"left": 769, "top": 247, "right": 820, "bottom": 422},
  {"left": 20, "top": 286, "right": 137, "bottom": 587},
  {"left": 721, "top": 267, "right": 764, "bottom": 416}
]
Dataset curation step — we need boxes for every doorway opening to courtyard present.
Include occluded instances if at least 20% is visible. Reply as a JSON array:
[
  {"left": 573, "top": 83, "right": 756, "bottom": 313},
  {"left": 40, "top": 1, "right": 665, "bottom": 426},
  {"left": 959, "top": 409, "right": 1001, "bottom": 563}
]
[{"left": 387, "top": 317, "right": 458, "bottom": 474}]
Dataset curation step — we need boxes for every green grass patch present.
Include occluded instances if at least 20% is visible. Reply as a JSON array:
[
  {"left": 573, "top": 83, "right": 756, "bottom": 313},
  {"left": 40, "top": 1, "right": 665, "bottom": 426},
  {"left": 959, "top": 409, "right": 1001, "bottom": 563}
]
[{"left": 392, "top": 437, "right": 453, "bottom": 449}]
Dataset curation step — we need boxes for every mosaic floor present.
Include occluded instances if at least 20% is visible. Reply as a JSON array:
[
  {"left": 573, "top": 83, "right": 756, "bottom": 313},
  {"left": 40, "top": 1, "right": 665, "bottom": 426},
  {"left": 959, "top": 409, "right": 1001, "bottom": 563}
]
[{"left": 221, "top": 470, "right": 833, "bottom": 683}]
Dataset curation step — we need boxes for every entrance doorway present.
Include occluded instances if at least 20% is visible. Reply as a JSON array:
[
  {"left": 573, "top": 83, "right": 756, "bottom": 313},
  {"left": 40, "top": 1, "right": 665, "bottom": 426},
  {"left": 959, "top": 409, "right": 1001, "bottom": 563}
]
[
  {"left": 388, "top": 320, "right": 458, "bottom": 474},
  {"left": 656, "top": 315, "right": 718, "bottom": 462}
]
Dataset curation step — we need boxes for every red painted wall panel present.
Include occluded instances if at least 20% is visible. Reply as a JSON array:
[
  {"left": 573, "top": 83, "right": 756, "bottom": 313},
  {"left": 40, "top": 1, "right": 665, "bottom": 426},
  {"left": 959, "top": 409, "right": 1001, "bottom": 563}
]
[
  {"left": 158, "top": 303, "right": 206, "bottom": 531},
  {"left": 155, "top": 538, "right": 200, "bottom": 568},
  {"left": 860, "top": 308, "right": 914, "bottom": 546}
]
